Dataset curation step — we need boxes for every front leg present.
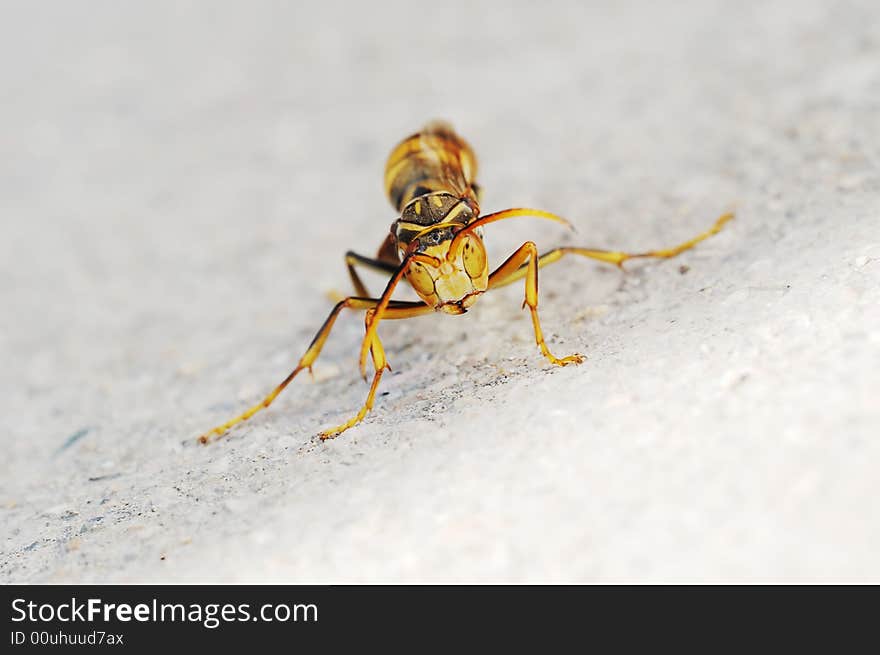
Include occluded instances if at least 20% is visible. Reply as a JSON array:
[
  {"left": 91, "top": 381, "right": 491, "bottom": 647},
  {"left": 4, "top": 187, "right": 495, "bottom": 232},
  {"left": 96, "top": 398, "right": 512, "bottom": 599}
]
[
  {"left": 199, "top": 295, "right": 402, "bottom": 444},
  {"left": 319, "top": 301, "right": 434, "bottom": 440},
  {"left": 488, "top": 241, "right": 584, "bottom": 367},
  {"left": 358, "top": 252, "right": 442, "bottom": 379}
]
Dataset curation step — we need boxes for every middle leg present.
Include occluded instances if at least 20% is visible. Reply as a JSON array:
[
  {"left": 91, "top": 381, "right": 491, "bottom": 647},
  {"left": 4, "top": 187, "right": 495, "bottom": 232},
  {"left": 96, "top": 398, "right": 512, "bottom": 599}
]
[
  {"left": 345, "top": 250, "right": 399, "bottom": 297},
  {"left": 489, "top": 212, "right": 733, "bottom": 290}
]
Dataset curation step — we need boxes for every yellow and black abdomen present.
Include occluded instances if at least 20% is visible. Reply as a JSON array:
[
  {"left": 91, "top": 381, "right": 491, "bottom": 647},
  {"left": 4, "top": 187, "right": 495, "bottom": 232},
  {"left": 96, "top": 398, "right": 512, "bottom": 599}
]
[{"left": 384, "top": 121, "right": 479, "bottom": 212}]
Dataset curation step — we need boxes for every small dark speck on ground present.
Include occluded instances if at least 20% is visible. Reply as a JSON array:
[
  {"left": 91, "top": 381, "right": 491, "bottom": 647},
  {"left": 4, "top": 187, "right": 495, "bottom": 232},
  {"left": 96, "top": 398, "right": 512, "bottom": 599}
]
[
  {"left": 88, "top": 473, "right": 123, "bottom": 482},
  {"left": 54, "top": 427, "right": 92, "bottom": 456}
]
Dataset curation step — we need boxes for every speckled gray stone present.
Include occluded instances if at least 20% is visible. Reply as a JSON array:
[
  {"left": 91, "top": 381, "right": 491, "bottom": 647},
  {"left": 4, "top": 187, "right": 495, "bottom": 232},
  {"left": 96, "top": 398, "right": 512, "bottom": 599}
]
[{"left": 1, "top": 0, "right": 878, "bottom": 583}]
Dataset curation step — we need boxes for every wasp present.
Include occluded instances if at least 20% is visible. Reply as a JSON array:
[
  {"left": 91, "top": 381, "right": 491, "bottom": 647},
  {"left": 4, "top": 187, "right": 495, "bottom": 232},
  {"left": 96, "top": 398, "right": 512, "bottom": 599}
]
[{"left": 199, "top": 121, "right": 732, "bottom": 443}]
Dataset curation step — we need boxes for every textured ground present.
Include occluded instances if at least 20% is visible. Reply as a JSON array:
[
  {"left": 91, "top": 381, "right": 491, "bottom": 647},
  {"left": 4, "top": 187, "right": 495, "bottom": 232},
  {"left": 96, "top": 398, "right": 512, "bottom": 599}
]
[{"left": 1, "top": 0, "right": 878, "bottom": 583}]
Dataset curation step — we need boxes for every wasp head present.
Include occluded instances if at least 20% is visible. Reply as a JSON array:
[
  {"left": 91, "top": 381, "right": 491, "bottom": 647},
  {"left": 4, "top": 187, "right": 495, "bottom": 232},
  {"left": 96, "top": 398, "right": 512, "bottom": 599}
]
[{"left": 403, "top": 226, "right": 488, "bottom": 314}]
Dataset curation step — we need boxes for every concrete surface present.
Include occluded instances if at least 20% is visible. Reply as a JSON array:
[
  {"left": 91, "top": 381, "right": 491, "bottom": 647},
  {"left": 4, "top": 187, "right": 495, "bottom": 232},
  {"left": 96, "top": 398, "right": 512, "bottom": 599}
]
[{"left": 1, "top": 0, "right": 878, "bottom": 583}]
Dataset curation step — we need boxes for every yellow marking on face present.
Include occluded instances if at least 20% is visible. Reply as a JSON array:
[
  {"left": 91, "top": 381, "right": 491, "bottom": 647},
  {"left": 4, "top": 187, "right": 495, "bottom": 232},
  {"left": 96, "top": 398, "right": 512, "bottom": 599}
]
[
  {"left": 406, "top": 261, "right": 438, "bottom": 305},
  {"left": 414, "top": 200, "right": 421, "bottom": 215},
  {"left": 462, "top": 235, "right": 487, "bottom": 280},
  {"left": 431, "top": 195, "right": 443, "bottom": 208},
  {"left": 434, "top": 268, "right": 475, "bottom": 303}
]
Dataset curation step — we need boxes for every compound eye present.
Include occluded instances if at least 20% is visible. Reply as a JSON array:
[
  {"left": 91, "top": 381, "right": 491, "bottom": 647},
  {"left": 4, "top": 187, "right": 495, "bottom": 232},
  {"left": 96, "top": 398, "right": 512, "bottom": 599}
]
[
  {"left": 407, "top": 261, "right": 436, "bottom": 298},
  {"left": 462, "top": 236, "right": 487, "bottom": 280}
]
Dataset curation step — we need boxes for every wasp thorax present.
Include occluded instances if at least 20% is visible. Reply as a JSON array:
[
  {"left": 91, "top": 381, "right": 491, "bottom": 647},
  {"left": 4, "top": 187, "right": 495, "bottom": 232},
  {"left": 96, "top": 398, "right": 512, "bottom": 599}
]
[{"left": 400, "top": 192, "right": 473, "bottom": 225}]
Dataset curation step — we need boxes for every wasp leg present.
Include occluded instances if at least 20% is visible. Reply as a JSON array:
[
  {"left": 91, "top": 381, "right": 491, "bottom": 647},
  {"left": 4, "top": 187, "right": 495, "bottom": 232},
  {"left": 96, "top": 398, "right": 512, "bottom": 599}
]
[
  {"left": 489, "top": 212, "right": 734, "bottom": 290},
  {"left": 198, "top": 297, "right": 426, "bottom": 444},
  {"left": 357, "top": 253, "right": 442, "bottom": 380},
  {"left": 488, "top": 242, "right": 585, "bottom": 367},
  {"left": 345, "top": 251, "right": 398, "bottom": 297},
  {"left": 319, "top": 301, "right": 435, "bottom": 440}
]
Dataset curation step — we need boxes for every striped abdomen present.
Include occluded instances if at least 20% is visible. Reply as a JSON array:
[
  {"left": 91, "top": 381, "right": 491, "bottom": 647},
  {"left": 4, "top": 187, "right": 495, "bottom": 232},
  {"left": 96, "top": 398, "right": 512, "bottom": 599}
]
[{"left": 384, "top": 121, "right": 479, "bottom": 212}]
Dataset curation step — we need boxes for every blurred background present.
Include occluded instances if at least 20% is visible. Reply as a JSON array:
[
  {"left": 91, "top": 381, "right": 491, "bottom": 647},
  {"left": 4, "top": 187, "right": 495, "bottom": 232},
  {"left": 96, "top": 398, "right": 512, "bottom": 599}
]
[{"left": 1, "top": 0, "right": 878, "bottom": 582}]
